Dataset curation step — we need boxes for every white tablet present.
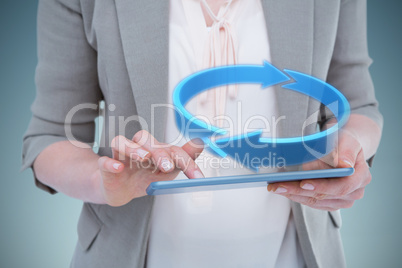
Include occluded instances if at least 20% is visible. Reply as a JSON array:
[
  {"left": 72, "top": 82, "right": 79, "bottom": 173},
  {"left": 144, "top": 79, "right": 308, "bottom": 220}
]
[{"left": 146, "top": 168, "right": 355, "bottom": 195}]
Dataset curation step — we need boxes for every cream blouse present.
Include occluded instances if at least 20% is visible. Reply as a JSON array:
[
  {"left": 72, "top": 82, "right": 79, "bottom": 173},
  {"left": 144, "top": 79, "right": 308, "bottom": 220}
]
[{"left": 147, "top": 0, "right": 305, "bottom": 267}]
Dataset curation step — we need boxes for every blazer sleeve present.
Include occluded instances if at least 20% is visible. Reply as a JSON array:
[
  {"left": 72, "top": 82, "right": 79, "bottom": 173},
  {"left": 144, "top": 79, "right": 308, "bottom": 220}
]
[
  {"left": 325, "top": 0, "right": 383, "bottom": 130},
  {"left": 22, "top": 0, "right": 103, "bottom": 193}
]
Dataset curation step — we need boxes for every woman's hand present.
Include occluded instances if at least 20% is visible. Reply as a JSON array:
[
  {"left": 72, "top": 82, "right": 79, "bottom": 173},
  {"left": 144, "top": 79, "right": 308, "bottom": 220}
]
[
  {"left": 98, "top": 130, "right": 204, "bottom": 206},
  {"left": 267, "top": 128, "right": 372, "bottom": 211}
]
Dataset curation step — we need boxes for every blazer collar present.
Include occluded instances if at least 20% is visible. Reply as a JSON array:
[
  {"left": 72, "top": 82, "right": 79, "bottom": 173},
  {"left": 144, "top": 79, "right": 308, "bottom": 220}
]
[
  {"left": 262, "top": 0, "right": 315, "bottom": 137},
  {"left": 115, "top": 0, "right": 314, "bottom": 140},
  {"left": 261, "top": 4, "right": 316, "bottom": 266},
  {"left": 115, "top": 0, "right": 170, "bottom": 142}
]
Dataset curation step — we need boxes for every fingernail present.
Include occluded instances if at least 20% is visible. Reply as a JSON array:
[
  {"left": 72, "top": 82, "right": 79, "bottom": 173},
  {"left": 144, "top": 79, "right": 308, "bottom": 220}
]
[
  {"left": 267, "top": 184, "right": 273, "bottom": 192},
  {"left": 113, "top": 163, "right": 121, "bottom": 170},
  {"left": 342, "top": 159, "right": 354, "bottom": 167},
  {"left": 161, "top": 159, "right": 173, "bottom": 172},
  {"left": 193, "top": 170, "right": 204, "bottom": 179},
  {"left": 136, "top": 148, "right": 149, "bottom": 159},
  {"left": 192, "top": 138, "right": 204, "bottom": 146},
  {"left": 275, "top": 187, "right": 287, "bottom": 194},
  {"left": 301, "top": 183, "right": 315, "bottom": 190}
]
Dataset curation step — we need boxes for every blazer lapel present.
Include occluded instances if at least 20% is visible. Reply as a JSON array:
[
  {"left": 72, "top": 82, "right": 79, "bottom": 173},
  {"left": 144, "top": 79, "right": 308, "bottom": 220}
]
[
  {"left": 261, "top": 0, "right": 315, "bottom": 138},
  {"left": 261, "top": 1, "right": 319, "bottom": 267},
  {"left": 115, "top": 0, "right": 169, "bottom": 142}
]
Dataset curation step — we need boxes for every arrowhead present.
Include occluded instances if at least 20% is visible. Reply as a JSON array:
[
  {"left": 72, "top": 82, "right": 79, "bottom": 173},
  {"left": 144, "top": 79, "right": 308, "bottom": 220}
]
[
  {"left": 261, "top": 61, "right": 290, "bottom": 88},
  {"left": 203, "top": 137, "right": 228, "bottom": 158},
  {"left": 282, "top": 70, "right": 327, "bottom": 102},
  {"left": 213, "top": 130, "right": 269, "bottom": 172}
]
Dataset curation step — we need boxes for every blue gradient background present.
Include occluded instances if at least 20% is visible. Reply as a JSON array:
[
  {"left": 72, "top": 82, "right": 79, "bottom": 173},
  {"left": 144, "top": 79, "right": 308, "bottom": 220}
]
[{"left": 1, "top": 1, "right": 401, "bottom": 267}]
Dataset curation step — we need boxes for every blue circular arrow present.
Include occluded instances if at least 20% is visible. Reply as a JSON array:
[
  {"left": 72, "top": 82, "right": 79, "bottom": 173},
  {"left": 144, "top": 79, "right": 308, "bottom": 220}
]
[{"left": 173, "top": 61, "right": 350, "bottom": 171}]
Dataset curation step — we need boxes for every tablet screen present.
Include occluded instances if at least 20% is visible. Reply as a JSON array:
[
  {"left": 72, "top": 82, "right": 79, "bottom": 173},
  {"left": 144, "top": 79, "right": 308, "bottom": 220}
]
[{"left": 146, "top": 168, "right": 354, "bottom": 195}]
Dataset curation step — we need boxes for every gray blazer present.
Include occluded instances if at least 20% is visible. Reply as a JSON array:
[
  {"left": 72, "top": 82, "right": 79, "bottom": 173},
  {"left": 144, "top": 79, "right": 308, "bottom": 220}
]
[{"left": 22, "top": 0, "right": 382, "bottom": 267}]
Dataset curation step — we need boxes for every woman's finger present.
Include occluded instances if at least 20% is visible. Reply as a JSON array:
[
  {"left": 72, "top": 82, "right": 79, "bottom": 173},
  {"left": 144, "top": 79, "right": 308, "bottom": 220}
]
[
  {"left": 98, "top": 156, "right": 124, "bottom": 174},
  {"left": 133, "top": 130, "right": 176, "bottom": 173},
  {"left": 168, "top": 145, "right": 204, "bottom": 179},
  {"left": 111, "top": 135, "right": 151, "bottom": 162},
  {"left": 181, "top": 138, "right": 205, "bottom": 160},
  {"left": 298, "top": 150, "right": 368, "bottom": 197},
  {"left": 282, "top": 193, "right": 355, "bottom": 210},
  {"left": 98, "top": 156, "right": 126, "bottom": 193}
]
